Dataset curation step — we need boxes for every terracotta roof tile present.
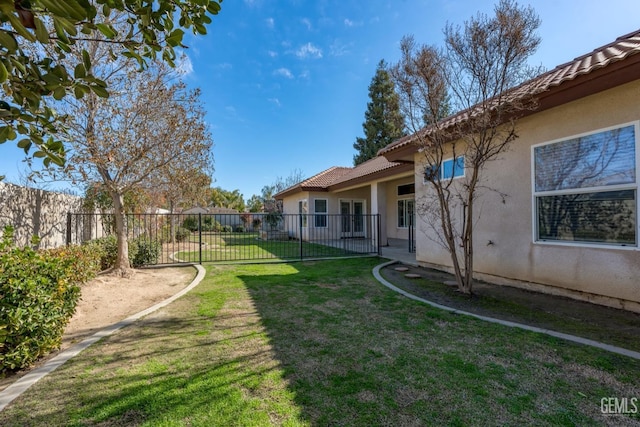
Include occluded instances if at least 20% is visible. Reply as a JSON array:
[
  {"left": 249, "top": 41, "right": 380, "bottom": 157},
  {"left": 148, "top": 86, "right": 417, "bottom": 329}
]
[
  {"left": 379, "top": 29, "right": 640, "bottom": 156},
  {"left": 274, "top": 157, "right": 410, "bottom": 198},
  {"left": 330, "top": 156, "right": 404, "bottom": 187},
  {"left": 299, "top": 166, "right": 352, "bottom": 188}
]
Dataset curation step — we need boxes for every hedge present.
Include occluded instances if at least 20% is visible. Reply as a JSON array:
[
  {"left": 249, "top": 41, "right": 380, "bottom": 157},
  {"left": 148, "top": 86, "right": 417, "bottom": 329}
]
[{"left": 0, "top": 227, "right": 101, "bottom": 373}]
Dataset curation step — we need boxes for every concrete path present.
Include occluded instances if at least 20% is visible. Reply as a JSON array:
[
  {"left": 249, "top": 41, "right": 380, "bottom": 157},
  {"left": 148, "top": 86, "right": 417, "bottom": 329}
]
[
  {"left": 372, "top": 260, "right": 640, "bottom": 361},
  {"left": 0, "top": 264, "right": 207, "bottom": 412}
]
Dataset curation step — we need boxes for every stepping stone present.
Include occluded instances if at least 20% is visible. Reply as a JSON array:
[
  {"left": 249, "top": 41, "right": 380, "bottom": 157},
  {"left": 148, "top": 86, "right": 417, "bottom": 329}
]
[
  {"left": 394, "top": 267, "right": 409, "bottom": 272},
  {"left": 444, "top": 281, "right": 458, "bottom": 287},
  {"left": 405, "top": 273, "right": 421, "bottom": 279}
]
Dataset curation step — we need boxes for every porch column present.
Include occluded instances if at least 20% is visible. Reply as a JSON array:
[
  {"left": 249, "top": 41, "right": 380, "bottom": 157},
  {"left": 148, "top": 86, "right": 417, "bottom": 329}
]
[{"left": 371, "top": 182, "right": 388, "bottom": 247}]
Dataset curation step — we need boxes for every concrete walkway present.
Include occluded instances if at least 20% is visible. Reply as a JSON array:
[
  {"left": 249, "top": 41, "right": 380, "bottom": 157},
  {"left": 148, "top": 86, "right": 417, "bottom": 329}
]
[
  {"left": 380, "top": 238, "right": 417, "bottom": 265},
  {"left": 0, "top": 264, "right": 207, "bottom": 412},
  {"left": 372, "top": 260, "right": 640, "bottom": 361}
]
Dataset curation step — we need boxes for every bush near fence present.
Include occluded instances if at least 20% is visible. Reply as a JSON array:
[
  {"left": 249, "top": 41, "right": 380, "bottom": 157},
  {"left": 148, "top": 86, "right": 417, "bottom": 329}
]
[
  {"left": 84, "top": 235, "right": 161, "bottom": 269},
  {"left": 0, "top": 227, "right": 101, "bottom": 373}
]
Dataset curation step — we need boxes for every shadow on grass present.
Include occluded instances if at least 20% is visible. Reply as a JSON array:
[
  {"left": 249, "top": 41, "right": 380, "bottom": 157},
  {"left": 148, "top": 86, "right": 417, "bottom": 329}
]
[
  {"left": 2, "top": 259, "right": 639, "bottom": 426},
  {"left": 237, "top": 259, "right": 640, "bottom": 426}
]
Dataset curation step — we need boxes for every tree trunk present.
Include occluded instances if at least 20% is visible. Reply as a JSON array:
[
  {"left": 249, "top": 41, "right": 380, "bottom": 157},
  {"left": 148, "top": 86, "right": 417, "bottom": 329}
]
[{"left": 111, "top": 190, "right": 132, "bottom": 275}]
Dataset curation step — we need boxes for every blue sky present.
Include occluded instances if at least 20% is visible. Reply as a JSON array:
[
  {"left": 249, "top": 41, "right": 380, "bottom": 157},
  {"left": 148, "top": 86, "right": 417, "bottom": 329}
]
[{"left": 1, "top": 0, "right": 639, "bottom": 201}]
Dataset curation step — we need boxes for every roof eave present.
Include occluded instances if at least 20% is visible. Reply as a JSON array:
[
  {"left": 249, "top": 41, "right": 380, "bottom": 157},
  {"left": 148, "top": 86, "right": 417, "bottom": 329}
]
[
  {"left": 381, "top": 51, "right": 640, "bottom": 162},
  {"left": 328, "top": 163, "right": 415, "bottom": 191}
]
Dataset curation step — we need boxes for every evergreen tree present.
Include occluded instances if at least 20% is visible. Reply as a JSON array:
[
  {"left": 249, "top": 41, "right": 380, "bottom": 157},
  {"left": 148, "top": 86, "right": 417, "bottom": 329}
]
[{"left": 353, "top": 60, "right": 406, "bottom": 165}]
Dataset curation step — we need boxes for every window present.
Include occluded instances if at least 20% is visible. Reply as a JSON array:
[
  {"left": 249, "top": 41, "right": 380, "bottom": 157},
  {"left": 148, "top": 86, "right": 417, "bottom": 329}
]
[
  {"left": 424, "top": 156, "right": 465, "bottom": 181},
  {"left": 533, "top": 123, "right": 637, "bottom": 246},
  {"left": 397, "top": 199, "right": 415, "bottom": 228},
  {"left": 398, "top": 183, "right": 415, "bottom": 196},
  {"left": 298, "top": 199, "right": 308, "bottom": 228},
  {"left": 314, "top": 199, "right": 327, "bottom": 228}
]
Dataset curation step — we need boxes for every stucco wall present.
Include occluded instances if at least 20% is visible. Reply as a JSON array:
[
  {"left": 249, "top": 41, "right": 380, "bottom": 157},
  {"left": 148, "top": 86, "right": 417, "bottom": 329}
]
[
  {"left": 0, "top": 182, "right": 83, "bottom": 249},
  {"left": 414, "top": 80, "right": 640, "bottom": 309}
]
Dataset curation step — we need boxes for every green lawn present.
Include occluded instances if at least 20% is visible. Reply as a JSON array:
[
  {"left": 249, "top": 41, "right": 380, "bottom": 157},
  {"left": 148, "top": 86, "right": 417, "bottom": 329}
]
[
  {"left": 179, "top": 231, "right": 365, "bottom": 262},
  {"left": 1, "top": 259, "right": 639, "bottom": 426}
]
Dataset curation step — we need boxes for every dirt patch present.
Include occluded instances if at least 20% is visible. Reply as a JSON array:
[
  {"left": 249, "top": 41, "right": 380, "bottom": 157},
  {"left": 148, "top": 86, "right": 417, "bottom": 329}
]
[
  {"left": 0, "top": 266, "right": 196, "bottom": 392},
  {"left": 62, "top": 267, "right": 196, "bottom": 348}
]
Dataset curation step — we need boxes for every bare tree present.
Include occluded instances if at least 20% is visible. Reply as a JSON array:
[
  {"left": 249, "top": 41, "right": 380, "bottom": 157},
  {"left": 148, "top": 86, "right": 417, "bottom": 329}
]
[
  {"left": 45, "top": 23, "right": 213, "bottom": 275},
  {"left": 391, "top": 0, "right": 542, "bottom": 294}
]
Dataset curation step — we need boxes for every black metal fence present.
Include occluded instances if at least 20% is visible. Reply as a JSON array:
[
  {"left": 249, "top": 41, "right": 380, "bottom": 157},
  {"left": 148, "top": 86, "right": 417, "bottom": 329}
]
[{"left": 66, "top": 212, "right": 381, "bottom": 265}]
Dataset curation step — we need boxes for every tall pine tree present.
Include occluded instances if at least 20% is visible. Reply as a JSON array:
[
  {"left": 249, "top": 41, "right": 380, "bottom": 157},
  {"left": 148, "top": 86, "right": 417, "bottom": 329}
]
[{"left": 353, "top": 60, "right": 406, "bottom": 165}]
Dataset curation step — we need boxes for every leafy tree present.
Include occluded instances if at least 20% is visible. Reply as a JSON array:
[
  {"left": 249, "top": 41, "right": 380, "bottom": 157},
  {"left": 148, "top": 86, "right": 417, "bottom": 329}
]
[
  {"left": 246, "top": 194, "right": 263, "bottom": 212},
  {"left": 353, "top": 60, "right": 405, "bottom": 165},
  {"left": 209, "top": 187, "right": 245, "bottom": 211},
  {"left": 0, "top": 0, "right": 221, "bottom": 170},
  {"left": 390, "top": 0, "right": 542, "bottom": 295}
]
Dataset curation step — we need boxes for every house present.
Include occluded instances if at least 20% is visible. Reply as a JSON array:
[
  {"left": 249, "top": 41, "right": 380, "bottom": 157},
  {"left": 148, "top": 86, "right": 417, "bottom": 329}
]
[{"left": 277, "top": 29, "right": 640, "bottom": 312}]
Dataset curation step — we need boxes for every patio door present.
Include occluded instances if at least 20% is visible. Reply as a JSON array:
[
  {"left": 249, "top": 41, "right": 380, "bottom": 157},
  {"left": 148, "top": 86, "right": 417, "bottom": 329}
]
[{"left": 340, "top": 200, "right": 366, "bottom": 238}]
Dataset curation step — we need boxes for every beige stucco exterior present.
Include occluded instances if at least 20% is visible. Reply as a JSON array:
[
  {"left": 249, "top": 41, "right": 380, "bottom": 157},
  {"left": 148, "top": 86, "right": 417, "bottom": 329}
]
[
  {"left": 413, "top": 80, "right": 640, "bottom": 310},
  {"left": 280, "top": 171, "right": 414, "bottom": 246}
]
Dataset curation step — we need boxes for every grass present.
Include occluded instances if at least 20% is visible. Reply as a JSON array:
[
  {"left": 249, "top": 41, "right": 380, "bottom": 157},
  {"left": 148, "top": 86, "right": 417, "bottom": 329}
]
[
  {"left": 381, "top": 265, "right": 640, "bottom": 353},
  {"left": 178, "top": 231, "right": 367, "bottom": 262},
  {"left": 1, "top": 259, "right": 639, "bottom": 426}
]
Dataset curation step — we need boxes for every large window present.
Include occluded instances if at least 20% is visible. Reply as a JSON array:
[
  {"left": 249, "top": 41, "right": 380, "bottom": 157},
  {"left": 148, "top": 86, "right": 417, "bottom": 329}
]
[
  {"left": 314, "top": 199, "right": 327, "bottom": 228},
  {"left": 424, "top": 156, "right": 465, "bottom": 182},
  {"left": 398, "top": 199, "right": 415, "bottom": 228},
  {"left": 533, "top": 123, "right": 638, "bottom": 246},
  {"left": 298, "top": 199, "right": 308, "bottom": 228}
]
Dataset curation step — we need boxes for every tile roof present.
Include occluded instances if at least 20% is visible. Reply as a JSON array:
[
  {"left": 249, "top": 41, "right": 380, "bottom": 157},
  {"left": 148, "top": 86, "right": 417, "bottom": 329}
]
[
  {"left": 275, "top": 157, "right": 411, "bottom": 198},
  {"left": 379, "top": 29, "right": 640, "bottom": 157},
  {"left": 299, "top": 166, "right": 352, "bottom": 188}
]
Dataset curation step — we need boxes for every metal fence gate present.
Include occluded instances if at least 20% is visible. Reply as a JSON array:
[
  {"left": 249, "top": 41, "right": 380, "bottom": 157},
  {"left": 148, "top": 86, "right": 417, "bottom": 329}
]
[{"left": 66, "top": 212, "right": 381, "bottom": 265}]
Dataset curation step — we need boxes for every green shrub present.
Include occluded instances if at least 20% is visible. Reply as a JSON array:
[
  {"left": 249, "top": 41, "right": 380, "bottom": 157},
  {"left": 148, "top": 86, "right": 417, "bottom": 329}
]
[
  {"left": 160, "top": 225, "right": 191, "bottom": 243},
  {"left": 85, "top": 234, "right": 160, "bottom": 269},
  {"left": 234, "top": 225, "right": 245, "bottom": 233},
  {"left": 182, "top": 216, "right": 199, "bottom": 232},
  {"left": 129, "top": 237, "right": 160, "bottom": 267},
  {"left": 202, "top": 216, "right": 221, "bottom": 232},
  {"left": 174, "top": 227, "right": 191, "bottom": 242},
  {"left": 221, "top": 225, "right": 233, "bottom": 232},
  {"left": 84, "top": 235, "right": 118, "bottom": 271},
  {"left": 0, "top": 227, "right": 98, "bottom": 373}
]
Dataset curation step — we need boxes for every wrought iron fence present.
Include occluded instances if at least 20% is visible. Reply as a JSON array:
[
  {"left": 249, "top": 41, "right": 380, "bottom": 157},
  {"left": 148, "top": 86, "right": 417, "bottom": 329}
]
[
  {"left": 66, "top": 212, "right": 381, "bottom": 265},
  {"left": 408, "top": 213, "right": 416, "bottom": 253}
]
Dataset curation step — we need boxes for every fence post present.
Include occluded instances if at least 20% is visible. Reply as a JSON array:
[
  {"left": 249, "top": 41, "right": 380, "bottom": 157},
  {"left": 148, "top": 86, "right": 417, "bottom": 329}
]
[
  {"left": 377, "top": 214, "right": 381, "bottom": 256},
  {"left": 66, "top": 212, "right": 72, "bottom": 246},
  {"left": 299, "top": 213, "right": 303, "bottom": 260},
  {"left": 198, "top": 213, "right": 202, "bottom": 264}
]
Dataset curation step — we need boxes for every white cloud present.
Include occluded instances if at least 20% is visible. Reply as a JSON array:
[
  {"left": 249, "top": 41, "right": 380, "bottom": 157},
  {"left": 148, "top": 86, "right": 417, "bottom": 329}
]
[
  {"left": 344, "top": 18, "right": 362, "bottom": 27},
  {"left": 295, "top": 42, "right": 322, "bottom": 59},
  {"left": 299, "top": 69, "right": 310, "bottom": 79},
  {"left": 265, "top": 17, "right": 274, "bottom": 29},
  {"left": 273, "top": 68, "right": 294, "bottom": 79},
  {"left": 267, "top": 50, "right": 278, "bottom": 58},
  {"left": 215, "top": 62, "right": 233, "bottom": 70},
  {"left": 268, "top": 98, "right": 281, "bottom": 107},
  {"left": 329, "top": 40, "right": 351, "bottom": 57},
  {"left": 301, "top": 18, "right": 312, "bottom": 30}
]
